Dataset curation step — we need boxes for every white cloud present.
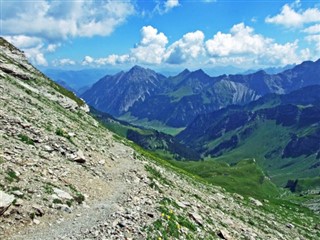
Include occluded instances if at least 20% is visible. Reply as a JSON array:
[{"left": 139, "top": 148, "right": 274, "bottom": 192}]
[
  {"left": 131, "top": 26, "right": 168, "bottom": 64},
  {"left": 81, "top": 54, "right": 131, "bottom": 66},
  {"left": 24, "top": 45, "right": 48, "bottom": 66},
  {"left": 206, "top": 23, "right": 270, "bottom": 57},
  {"left": 265, "top": 3, "right": 320, "bottom": 28},
  {"left": 3, "top": 35, "right": 43, "bottom": 49},
  {"left": 47, "top": 43, "right": 61, "bottom": 53},
  {"left": 164, "top": 0, "right": 180, "bottom": 12},
  {"left": 82, "top": 56, "right": 95, "bottom": 65},
  {"left": 305, "top": 34, "right": 320, "bottom": 51},
  {"left": 53, "top": 58, "right": 76, "bottom": 66},
  {"left": 3, "top": 35, "right": 49, "bottom": 66},
  {"left": 165, "top": 30, "right": 205, "bottom": 64},
  {"left": 303, "top": 24, "right": 320, "bottom": 34},
  {"left": 2, "top": 0, "right": 135, "bottom": 40},
  {"left": 205, "top": 23, "right": 307, "bottom": 66}
]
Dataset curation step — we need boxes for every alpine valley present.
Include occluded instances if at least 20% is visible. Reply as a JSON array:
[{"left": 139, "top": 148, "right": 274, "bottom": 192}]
[{"left": 1, "top": 37, "right": 320, "bottom": 240}]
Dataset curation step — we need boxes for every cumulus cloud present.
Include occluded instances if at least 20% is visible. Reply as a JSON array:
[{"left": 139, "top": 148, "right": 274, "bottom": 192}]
[
  {"left": 206, "top": 23, "right": 270, "bottom": 57},
  {"left": 165, "top": 30, "right": 205, "bottom": 64},
  {"left": 53, "top": 58, "right": 76, "bottom": 66},
  {"left": 131, "top": 26, "right": 168, "bottom": 64},
  {"left": 164, "top": 0, "right": 180, "bottom": 12},
  {"left": 81, "top": 54, "right": 131, "bottom": 66},
  {"left": 82, "top": 56, "right": 95, "bottom": 65},
  {"left": 2, "top": 0, "right": 135, "bottom": 66},
  {"left": 303, "top": 24, "right": 320, "bottom": 34},
  {"left": 265, "top": 3, "right": 320, "bottom": 28},
  {"left": 305, "top": 34, "right": 320, "bottom": 51},
  {"left": 3, "top": 35, "right": 50, "bottom": 66},
  {"left": 2, "top": 0, "right": 135, "bottom": 40},
  {"left": 205, "top": 23, "right": 307, "bottom": 66},
  {"left": 3, "top": 35, "right": 43, "bottom": 49}
]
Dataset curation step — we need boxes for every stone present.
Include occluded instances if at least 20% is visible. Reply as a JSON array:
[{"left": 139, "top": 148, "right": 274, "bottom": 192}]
[
  {"left": 55, "top": 204, "right": 72, "bottom": 213},
  {"left": 248, "top": 197, "right": 263, "bottom": 207},
  {"left": 286, "top": 223, "right": 294, "bottom": 229},
  {"left": 189, "top": 212, "right": 203, "bottom": 225},
  {"left": 53, "top": 188, "right": 73, "bottom": 200},
  {"left": 12, "top": 190, "right": 24, "bottom": 197},
  {"left": 73, "top": 150, "right": 86, "bottom": 163},
  {"left": 0, "top": 191, "right": 15, "bottom": 216},
  {"left": 176, "top": 201, "right": 187, "bottom": 209},
  {"left": 217, "top": 229, "right": 232, "bottom": 240},
  {"left": 33, "top": 219, "right": 41, "bottom": 225},
  {"left": 43, "top": 145, "right": 54, "bottom": 153},
  {"left": 33, "top": 205, "right": 45, "bottom": 216}
]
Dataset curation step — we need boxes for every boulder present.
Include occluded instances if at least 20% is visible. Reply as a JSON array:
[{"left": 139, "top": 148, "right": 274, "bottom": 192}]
[
  {"left": 248, "top": 197, "right": 263, "bottom": 207},
  {"left": 73, "top": 150, "right": 86, "bottom": 163},
  {"left": 0, "top": 191, "right": 15, "bottom": 216},
  {"left": 53, "top": 188, "right": 73, "bottom": 200}
]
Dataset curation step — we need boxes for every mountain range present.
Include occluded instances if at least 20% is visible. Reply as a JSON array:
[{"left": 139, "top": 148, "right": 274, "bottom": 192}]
[
  {"left": 177, "top": 85, "right": 320, "bottom": 187},
  {"left": 81, "top": 59, "right": 320, "bottom": 128}
]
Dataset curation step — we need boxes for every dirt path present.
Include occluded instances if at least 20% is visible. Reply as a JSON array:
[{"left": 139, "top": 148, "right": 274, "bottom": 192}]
[{"left": 9, "top": 142, "right": 149, "bottom": 240}]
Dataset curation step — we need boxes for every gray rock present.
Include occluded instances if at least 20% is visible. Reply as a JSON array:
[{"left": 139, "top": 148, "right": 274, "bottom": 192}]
[
  {"left": 33, "top": 204, "right": 45, "bottom": 216},
  {"left": 217, "top": 229, "right": 232, "bottom": 239},
  {"left": 189, "top": 212, "right": 203, "bottom": 225},
  {"left": 12, "top": 190, "right": 24, "bottom": 197},
  {"left": 73, "top": 150, "right": 86, "bottom": 163},
  {"left": 248, "top": 197, "right": 263, "bottom": 207},
  {"left": 55, "top": 204, "right": 72, "bottom": 213},
  {"left": 0, "top": 191, "right": 15, "bottom": 216},
  {"left": 53, "top": 188, "right": 73, "bottom": 200}
]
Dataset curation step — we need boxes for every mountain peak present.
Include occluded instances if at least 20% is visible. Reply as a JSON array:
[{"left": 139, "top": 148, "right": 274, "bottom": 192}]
[{"left": 129, "top": 65, "right": 147, "bottom": 72}]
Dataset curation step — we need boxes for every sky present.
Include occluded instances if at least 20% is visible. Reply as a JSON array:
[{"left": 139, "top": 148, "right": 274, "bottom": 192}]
[{"left": 1, "top": 0, "right": 320, "bottom": 72}]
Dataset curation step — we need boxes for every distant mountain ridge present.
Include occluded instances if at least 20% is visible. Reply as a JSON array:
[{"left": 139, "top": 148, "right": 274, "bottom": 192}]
[
  {"left": 177, "top": 85, "right": 320, "bottom": 187},
  {"left": 81, "top": 59, "right": 320, "bottom": 128}
]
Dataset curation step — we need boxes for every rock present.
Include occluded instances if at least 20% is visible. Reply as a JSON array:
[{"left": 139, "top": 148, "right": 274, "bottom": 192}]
[
  {"left": 248, "top": 197, "right": 263, "bottom": 207},
  {"left": 176, "top": 201, "right": 187, "bottom": 209},
  {"left": 14, "top": 199, "right": 24, "bottom": 206},
  {"left": 217, "top": 229, "right": 232, "bottom": 239},
  {"left": 286, "top": 223, "right": 294, "bottom": 229},
  {"left": 53, "top": 188, "right": 73, "bottom": 200},
  {"left": 189, "top": 212, "right": 203, "bottom": 225},
  {"left": 12, "top": 190, "right": 24, "bottom": 197},
  {"left": 33, "top": 219, "right": 41, "bottom": 225},
  {"left": 73, "top": 150, "right": 86, "bottom": 163},
  {"left": 0, "top": 191, "right": 15, "bottom": 216},
  {"left": 32, "top": 205, "right": 45, "bottom": 216},
  {"left": 43, "top": 145, "right": 54, "bottom": 153},
  {"left": 55, "top": 204, "right": 72, "bottom": 213}
]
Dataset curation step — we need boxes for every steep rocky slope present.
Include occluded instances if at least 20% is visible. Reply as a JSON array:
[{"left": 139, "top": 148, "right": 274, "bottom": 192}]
[{"left": 1, "top": 38, "right": 320, "bottom": 239}]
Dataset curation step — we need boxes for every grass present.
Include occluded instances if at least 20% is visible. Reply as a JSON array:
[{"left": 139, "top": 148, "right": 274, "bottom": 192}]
[
  {"left": 18, "top": 134, "right": 34, "bottom": 145},
  {"left": 145, "top": 197, "right": 197, "bottom": 240},
  {"left": 118, "top": 113, "right": 184, "bottom": 136},
  {"left": 5, "top": 170, "right": 20, "bottom": 183},
  {"left": 55, "top": 128, "right": 75, "bottom": 145},
  {"left": 171, "top": 159, "right": 280, "bottom": 199}
]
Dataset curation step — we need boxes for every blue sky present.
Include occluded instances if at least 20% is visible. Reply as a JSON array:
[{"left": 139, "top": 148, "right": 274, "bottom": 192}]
[{"left": 1, "top": 0, "right": 320, "bottom": 72}]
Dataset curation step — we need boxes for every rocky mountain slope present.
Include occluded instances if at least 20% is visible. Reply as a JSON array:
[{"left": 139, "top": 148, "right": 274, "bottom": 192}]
[
  {"left": 82, "top": 65, "right": 166, "bottom": 116},
  {"left": 1, "top": 37, "right": 320, "bottom": 239}
]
